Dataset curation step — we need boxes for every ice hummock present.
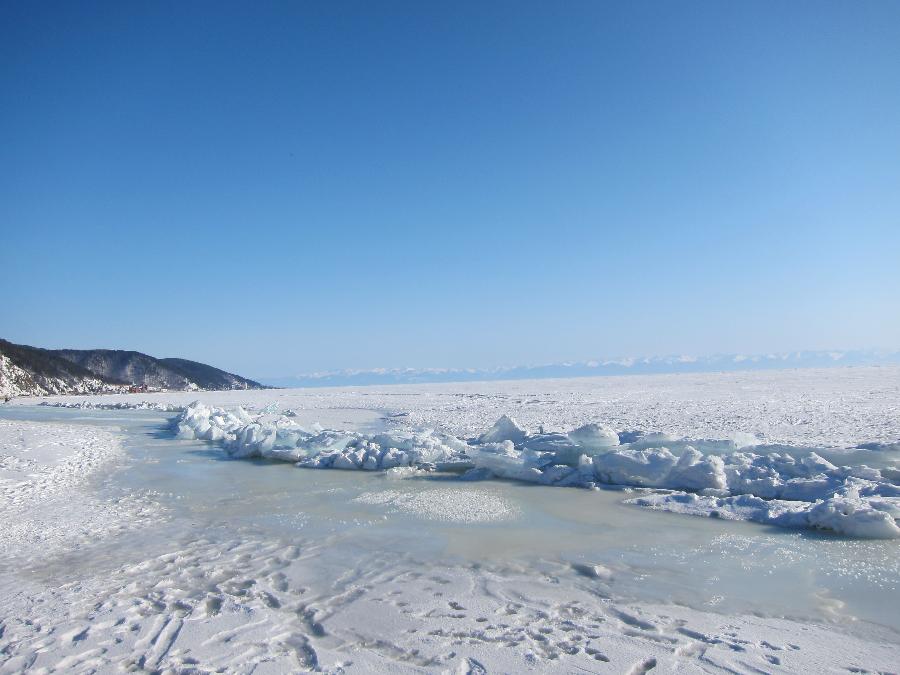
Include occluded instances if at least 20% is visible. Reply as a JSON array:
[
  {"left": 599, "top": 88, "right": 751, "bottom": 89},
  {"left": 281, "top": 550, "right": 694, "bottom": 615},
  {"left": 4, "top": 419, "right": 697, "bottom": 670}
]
[
  {"left": 174, "top": 401, "right": 469, "bottom": 470},
  {"left": 171, "top": 402, "right": 900, "bottom": 539},
  {"left": 629, "top": 487, "right": 900, "bottom": 539}
]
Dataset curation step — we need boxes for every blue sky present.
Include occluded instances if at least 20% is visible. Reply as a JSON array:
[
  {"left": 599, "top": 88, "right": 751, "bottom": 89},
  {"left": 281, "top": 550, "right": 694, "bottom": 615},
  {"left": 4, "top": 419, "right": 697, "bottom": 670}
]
[{"left": 2, "top": 1, "right": 899, "bottom": 378}]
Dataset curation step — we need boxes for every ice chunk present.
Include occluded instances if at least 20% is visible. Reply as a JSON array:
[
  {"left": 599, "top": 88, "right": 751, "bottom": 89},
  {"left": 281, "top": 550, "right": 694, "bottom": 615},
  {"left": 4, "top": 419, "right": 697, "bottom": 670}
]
[
  {"left": 729, "top": 432, "right": 761, "bottom": 449},
  {"left": 522, "top": 432, "right": 572, "bottom": 453},
  {"left": 801, "top": 452, "right": 838, "bottom": 474},
  {"left": 806, "top": 495, "right": 900, "bottom": 539},
  {"left": 572, "top": 563, "right": 614, "bottom": 580},
  {"left": 777, "top": 477, "right": 841, "bottom": 501},
  {"left": 591, "top": 446, "right": 726, "bottom": 492},
  {"left": 478, "top": 415, "right": 527, "bottom": 444},
  {"left": 593, "top": 447, "right": 679, "bottom": 487},
  {"left": 617, "top": 430, "right": 675, "bottom": 446},
  {"left": 522, "top": 433, "right": 583, "bottom": 465},
  {"left": 627, "top": 491, "right": 900, "bottom": 539},
  {"left": 567, "top": 423, "right": 619, "bottom": 452},
  {"left": 469, "top": 441, "right": 544, "bottom": 482},
  {"left": 667, "top": 447, "right": 727, "bottom": 491}
]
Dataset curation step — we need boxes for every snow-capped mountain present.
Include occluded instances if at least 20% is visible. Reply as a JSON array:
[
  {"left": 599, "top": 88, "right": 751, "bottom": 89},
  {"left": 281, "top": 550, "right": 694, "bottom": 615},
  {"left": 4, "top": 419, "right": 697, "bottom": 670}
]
[{"left": 263, "top": 349, "right": 900, "bottom": 388}]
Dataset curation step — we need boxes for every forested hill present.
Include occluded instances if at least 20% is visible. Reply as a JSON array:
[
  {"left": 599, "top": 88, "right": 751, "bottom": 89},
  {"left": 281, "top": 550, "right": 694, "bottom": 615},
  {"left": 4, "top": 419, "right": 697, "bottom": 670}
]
[{"left": 0, "top": 339, "right": 266, "bottom": 397}]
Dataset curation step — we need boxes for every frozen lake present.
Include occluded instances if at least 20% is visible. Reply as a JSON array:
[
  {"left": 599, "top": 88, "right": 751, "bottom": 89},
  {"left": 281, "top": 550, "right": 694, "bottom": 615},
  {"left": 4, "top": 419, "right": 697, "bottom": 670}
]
[{"left": 1, "top": 367, "right": 899, "bottom": 673}]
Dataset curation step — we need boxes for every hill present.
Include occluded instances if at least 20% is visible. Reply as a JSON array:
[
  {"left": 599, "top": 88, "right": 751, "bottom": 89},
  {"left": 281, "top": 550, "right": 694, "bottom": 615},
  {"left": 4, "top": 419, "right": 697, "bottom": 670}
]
[{"left": 0, "top": 339, "right": 266, "bottom": 397}]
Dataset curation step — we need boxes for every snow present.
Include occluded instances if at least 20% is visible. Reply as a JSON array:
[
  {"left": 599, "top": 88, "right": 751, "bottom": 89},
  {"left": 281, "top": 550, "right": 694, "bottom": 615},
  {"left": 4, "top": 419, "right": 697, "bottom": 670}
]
[
  {"left": 806, "top": 491, "right": 900, "bottom": 538},
  {"left": 0, "top": 354, "right": 117, "bottom": 398},
  {"left": 4, "top": 530, "right": 898, "bottom": 674},
  {"left": 18, "top": 364, "right": 900, "bottom": 448},
  {"left": 40, "top": 399, "right": 183, "bottom": 412},
  {"left": 0, "top": 419, "right": 161, "bottom": 558},
  {"left": 354, "top": 487, "right": 520, "bottom": 523}
]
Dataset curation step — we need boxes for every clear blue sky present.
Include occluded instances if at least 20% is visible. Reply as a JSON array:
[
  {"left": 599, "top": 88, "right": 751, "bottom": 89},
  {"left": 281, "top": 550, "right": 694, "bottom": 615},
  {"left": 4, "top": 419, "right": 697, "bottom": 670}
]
[{"left": 2, "top": 1, "right": 899, "bottom": 378}]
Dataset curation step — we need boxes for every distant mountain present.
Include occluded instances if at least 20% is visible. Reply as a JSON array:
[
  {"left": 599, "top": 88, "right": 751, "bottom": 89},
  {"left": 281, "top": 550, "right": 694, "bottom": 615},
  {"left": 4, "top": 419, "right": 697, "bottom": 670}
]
[
  {"left": 0, "top": 339, "right": 266, "bottom": 397},
  {"left": 263, "top": 349, "right": 900, "bottom": 388}
]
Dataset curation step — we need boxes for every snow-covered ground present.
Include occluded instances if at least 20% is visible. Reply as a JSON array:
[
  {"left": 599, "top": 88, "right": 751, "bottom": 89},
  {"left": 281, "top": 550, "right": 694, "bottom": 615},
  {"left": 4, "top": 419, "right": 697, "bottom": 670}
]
[
  {"left": 1, "top": 366, "right": 899, "bottom": 672},
  {"left": 0, "top": 418, "right": 160, "bottom": 559},
  {"left": 4, "top": 531, "right": 898, "bottom": 674}
]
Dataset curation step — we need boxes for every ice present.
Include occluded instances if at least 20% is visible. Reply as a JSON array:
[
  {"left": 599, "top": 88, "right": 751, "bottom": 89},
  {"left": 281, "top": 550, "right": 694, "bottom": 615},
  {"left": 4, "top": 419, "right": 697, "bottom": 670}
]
[
  {"left": 353, "top": 487, "right": 519, "bottom": 523},
  {"left": 478, "top": 414, "right": 527, "bottom": 444},
  {"left": 174, "top": 402, "right": 468, "bottom": 471},
  {"left": 805, "top": 493, "right": 900, "bottom": 539},
  {"left": 590, "top": 446, "right": 726, "bottom": 492},
  {"left": 168, "top": 400, "right": 900, "bottom": 538},
  {"left": 630, "top": 491, "right": 900, "bottom": 539},
  {"left": 593, "top": 446, "right": 679, "bottom": 486},
  {"left": 568, "top": 422, "right": 620, "bottom": 452},
  {"left": 668, "top": 448, "right": 728, "bottom": 491},
  {"left": 572, "top": 562, "right": 615, "bottom": 580},
  {"left": 467, "top": 441, "right": 547, "bottom": 483}
]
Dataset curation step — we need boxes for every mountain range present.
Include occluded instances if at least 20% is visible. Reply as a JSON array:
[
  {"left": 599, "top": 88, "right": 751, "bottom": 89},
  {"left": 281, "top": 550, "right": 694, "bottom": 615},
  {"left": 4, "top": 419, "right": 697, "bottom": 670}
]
[
  {"left": 262, "top": 349, "right": 900, "bottom": 388},
  {"left": 0, "top": 339, "right": 265, "bottom": 397}
]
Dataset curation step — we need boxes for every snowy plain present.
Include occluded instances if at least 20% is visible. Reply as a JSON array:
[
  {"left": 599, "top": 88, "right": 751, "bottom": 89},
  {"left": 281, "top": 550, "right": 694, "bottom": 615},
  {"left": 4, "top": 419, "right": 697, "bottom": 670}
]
[
  {"left": 31, "top": 364, "right": 900, "bottom": 447},
  {"left": 1, "top": 365, "right": 899, "bottom": 673}
]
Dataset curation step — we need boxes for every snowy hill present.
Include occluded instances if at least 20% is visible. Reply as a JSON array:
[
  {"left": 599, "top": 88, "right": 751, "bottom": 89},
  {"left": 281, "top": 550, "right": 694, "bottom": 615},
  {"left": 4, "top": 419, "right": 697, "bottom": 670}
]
[
  {"left": 0, "top": 340, "right": 266, "bottom": 397},
  {"left": 0, "top": 340, "right": 125, "bottom": 397}
]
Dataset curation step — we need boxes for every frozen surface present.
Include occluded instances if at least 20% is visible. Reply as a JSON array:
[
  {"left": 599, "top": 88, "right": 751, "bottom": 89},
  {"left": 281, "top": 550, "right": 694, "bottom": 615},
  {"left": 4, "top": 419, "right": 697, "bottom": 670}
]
[
  {"left": 2, "top": 366, "right": 900, "bottom": 672},
  {"left": 354, "top": 486, "right": 520, "bottom": 523},
  {"left": 164, "top": 395, "right": 900, "bottom": 538}
]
